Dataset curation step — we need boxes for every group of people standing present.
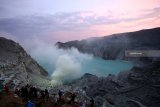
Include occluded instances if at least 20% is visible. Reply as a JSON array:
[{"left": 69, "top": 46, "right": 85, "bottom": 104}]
[
  {"left": 18, "top": 85, "right": 38, "bottom": 101},
  {"left": 15, "top": 84, "right": 49, "bottom": 100},
  {"left": 0, "top": 83, "right": 95, "bottom": 107},
  {"left": 14, "top": 84, "right": 49, "bottom": 107}
]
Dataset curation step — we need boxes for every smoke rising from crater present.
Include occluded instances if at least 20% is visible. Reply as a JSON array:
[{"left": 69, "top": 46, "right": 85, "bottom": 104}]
[
  {"left": 51, "top": 54, "right": 81, "bottom": 84},
  {"left": 29, "top": 38, "right": 92, "bottom": 84}
]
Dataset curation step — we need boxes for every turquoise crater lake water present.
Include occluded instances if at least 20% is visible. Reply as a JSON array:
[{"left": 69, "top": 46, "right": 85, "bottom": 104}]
[
  {"left": 41, "top": 57, "right": 134, "bottom": 77},
  {"left": 81, "top": 57, "right": 134, "bottom": 77}
]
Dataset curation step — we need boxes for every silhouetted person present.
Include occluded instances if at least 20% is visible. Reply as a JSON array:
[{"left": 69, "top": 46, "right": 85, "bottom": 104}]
[
  {"left": 0, "top": 83, "right": 3, "bottom": 99},
  {"left": 45, "top": 89, "right": 49, "bottom": 101},
  {"left": 90, "top": 98, "right": 94, "bottom": 107},
  {"left": 58, "top": 90, "right": 62, "bottom": 100},
  {"left": 4, "top": 84, "right": 9, "bottom": 93},
  {"left": 70, "top": 93, "right": 76, "bottom": 104},
  {"left": 21, "top": 86, "right": 25, "bottom": 101},
  {"left": 40, "top": 90, "right": 45, "bottom": 99},
  {"left": 33, "top": 87, "right": 37, "bottom": 98},
  {"left": 29, "top": 87, "right": 34, "bottom": 98},
  {"left": 26, "top": 84, "right": 29, "bottom": 88},
  {"left": 21, "top": 86, "right": 28, "bottom": 102},
  {"left": 0, "top": 83, "right": 3, "bottom": 95},
  {"left": 24, "top": 86, "right": 29, "bottom": 98}
]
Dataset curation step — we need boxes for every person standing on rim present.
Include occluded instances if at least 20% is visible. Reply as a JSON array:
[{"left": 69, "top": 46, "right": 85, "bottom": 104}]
[
  {"left": 70, "top": 93, "right": 76, "bottom": 104},
  {"left": 58, "top": 90, "right": 62, "bottom": 100},
  {"left": 45, "top": 89, "right": 49, "bottom": 101},
  {"left": 90, "top": 98, "right": 94, "bottom": 107},
  {"left": 4, "top": 84, "right": 9, "bottom": 93},
  {"left": 0, "top": 82, "right": 3, "bottom": 95}
]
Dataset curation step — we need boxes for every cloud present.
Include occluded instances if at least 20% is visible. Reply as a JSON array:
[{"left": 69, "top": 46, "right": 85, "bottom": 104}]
[
  {"left": 143, "top": 7, "right": 160, "bottom": 18},
  {"left": 0, "top": 6, "right": 160, "bottom": 47}
]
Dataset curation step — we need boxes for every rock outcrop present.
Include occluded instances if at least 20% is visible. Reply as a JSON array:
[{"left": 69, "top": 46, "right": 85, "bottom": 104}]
[
  {"left": 64, "top": 62, "right": 160, "bottom": 107},
  {"left": 0, "top": 37, "right": 51, "bottom": 89}
]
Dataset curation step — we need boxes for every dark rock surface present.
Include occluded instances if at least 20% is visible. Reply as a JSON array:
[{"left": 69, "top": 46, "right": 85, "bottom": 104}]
[
  {"left": 49, "top": 62, "right": 160, "bottom": 107},
  {"left": 66, "top": 62, "right": 160, "bottom": 107}
]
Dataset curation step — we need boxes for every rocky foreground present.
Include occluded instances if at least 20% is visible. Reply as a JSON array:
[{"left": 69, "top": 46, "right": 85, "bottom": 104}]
[{"left": 57, "top": 62, "right": 160, "bottom": 107}]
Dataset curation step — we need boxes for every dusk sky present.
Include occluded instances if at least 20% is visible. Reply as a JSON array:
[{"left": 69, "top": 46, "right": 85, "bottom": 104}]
[{"left": 0, "top": 0, "right": 160, "bottom": 49}]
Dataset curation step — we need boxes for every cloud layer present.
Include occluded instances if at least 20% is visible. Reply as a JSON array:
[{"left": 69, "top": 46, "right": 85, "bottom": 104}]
[
  {"left": 0, "top": 0, "right": 159, "bottom": 54},
  {"left": 0, "top": 7, "right": 160, "bottom": 45}
]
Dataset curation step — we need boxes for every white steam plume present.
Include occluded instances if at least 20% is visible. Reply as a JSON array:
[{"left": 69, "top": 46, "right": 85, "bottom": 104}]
[
  {"left": 51, "top": 54, "right": 81, "bottom": 84},
  {"left": 29, "top": 38, "right": 92, "bottom": 85}
]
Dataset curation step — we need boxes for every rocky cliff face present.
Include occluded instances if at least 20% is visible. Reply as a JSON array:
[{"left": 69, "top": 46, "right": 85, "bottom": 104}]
[
  {"left": 0, "top": 37, "right": 51, "bottom": 89},
  {"left": 56, "top": 27, "right": 160, "bottom": 61}
]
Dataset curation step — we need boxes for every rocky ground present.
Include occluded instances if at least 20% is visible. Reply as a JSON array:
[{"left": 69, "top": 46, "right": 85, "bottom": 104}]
[{"left": 57, "top": 62, "right": 160, "bottom": 107}]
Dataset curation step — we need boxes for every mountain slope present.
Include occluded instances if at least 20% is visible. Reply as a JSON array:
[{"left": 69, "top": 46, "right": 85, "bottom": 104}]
[
  {"left": 56, "top": 27, "right": 160, "bottom": 60},
  {"left": 0, "top": 37, "right": 50, "bottom": 89}
]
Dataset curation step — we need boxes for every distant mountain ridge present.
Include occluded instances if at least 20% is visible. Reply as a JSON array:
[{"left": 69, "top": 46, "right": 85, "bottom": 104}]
[{"left": 56, "top": 27, "right": 160, "bottom": 60}]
